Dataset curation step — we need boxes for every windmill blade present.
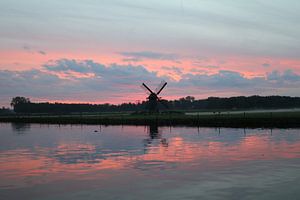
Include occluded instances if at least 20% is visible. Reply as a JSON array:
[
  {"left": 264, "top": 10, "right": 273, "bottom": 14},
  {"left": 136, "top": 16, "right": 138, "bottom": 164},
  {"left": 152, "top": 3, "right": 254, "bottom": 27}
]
[
  {"left": 155, "top": 80, "right": 166, "bottom": 94},
  {"left": 140, "top": 85, "right": 151, "bottom": 95},
  {"left": 142, "top": 83, "right": 154, "bottom": 94},
  {"left": 156, "top": 81, "right": 167, "bottom": 95}
]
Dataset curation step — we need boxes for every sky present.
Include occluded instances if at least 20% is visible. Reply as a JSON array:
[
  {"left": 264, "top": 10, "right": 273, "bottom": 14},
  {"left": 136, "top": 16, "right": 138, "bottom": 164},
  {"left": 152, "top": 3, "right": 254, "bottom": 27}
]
[{"left": 0, "top": 0, "right": 300, "bottom": 107}]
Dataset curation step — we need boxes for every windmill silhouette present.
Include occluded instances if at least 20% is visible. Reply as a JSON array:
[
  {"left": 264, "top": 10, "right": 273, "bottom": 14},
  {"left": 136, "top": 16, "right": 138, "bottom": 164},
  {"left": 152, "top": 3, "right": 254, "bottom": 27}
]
[{"left": 141, "top": 81, "right": 168, "bottom": 113}]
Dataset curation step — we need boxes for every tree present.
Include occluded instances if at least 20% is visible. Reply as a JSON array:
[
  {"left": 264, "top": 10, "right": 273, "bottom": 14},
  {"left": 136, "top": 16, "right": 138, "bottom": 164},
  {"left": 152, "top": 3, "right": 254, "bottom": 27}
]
[
  {"left": 185, "top": 96, "right": 195, "bottom": 102},
  {"left": 10, "top": 96, "right": 30, "bottom": 110}
]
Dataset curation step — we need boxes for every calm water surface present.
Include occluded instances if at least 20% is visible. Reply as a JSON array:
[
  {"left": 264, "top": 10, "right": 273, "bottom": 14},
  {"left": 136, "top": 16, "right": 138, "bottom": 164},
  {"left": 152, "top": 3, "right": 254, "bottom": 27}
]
[{"left": 0, "top": 123, "right": 300, "bottom": 200}]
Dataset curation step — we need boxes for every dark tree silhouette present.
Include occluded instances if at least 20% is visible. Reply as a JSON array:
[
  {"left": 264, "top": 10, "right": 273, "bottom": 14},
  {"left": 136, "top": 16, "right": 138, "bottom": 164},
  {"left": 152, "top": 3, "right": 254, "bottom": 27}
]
[
  {"left": 9, "top": 95, "right": 300, "bottom": 114},
  {"left": 0, "top": 107, "right": 12, "bottom": 115},
  {"left": 11, "top": 97, "right": 31, "bottom": 112}
]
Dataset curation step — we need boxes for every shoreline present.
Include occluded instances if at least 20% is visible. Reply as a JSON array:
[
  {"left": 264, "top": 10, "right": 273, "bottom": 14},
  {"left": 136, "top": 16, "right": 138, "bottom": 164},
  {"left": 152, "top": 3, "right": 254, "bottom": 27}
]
[{"left": 1, "top": 112, "right": 300, "bottom": 128}]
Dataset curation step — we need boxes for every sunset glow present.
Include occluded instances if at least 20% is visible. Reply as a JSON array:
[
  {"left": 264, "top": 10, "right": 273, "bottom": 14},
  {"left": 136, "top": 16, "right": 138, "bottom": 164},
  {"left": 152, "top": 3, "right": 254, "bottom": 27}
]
[{"left": 1, "top": 0, "right": 300, "bottom": 106}]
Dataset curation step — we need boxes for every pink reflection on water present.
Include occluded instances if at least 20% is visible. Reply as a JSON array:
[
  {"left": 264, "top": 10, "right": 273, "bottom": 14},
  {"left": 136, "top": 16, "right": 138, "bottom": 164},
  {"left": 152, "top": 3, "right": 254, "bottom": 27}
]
[{"left": 0, "top": 132, "right": 300, "bottom": 189}]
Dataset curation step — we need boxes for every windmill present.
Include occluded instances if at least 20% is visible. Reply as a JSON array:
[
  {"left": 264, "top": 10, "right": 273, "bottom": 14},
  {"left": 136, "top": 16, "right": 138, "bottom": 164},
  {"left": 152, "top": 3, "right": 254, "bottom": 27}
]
[{"left": 141, "top": 81, "right": 168, "bottom": 113}]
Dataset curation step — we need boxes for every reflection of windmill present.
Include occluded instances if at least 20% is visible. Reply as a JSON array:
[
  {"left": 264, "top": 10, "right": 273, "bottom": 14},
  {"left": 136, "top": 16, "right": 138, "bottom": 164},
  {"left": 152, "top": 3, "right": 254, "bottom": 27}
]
[
  {"left": 141, "top": 81, "right": 168, "bottom": 113},
  {"left": 144, "top": 124, "right": 168, "bottom": 150}
]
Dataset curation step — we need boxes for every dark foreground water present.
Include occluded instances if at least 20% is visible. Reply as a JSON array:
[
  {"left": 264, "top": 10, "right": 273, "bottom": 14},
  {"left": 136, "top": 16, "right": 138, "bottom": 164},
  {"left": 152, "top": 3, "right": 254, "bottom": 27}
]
[{"left": 0, "top": 123, "right": 300, "bottom": 200}]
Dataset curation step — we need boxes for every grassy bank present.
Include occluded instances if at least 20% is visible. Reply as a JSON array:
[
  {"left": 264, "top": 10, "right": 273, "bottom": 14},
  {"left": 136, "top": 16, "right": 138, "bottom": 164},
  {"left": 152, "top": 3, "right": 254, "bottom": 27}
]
[{"left": 1, "top": 111, "right": 300, "bottom": 128}]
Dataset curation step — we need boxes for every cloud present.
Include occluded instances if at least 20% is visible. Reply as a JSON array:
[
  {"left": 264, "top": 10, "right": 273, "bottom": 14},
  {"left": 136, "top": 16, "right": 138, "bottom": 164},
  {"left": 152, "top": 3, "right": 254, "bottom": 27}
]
[
  {"left": 43, "top": 59, "right": 168, "bottom": 99},
  {"left": 119, "top": 51, "right": 178, "bottom": 61},
  {"left": 267, "top": 69, "right": 300, "bottom": 83},
  {"left": 44, "top": 59, "right": 96, "bottom": 73},
  {"left": 175, "top": 69, "right": 300, "bottom": 98},
  {"left": 161, "top": 66, "right": 183, "bottom": 74},
  {"left": 0, "top": 59, "right": 166, "bottom": 106},
  {"left": 23, "top": 45, "right": 31, "bottom": 51},
  {"left": 193, "top": 65, "right": 220, "bottom": 69},
  {"left": 122, "top": 58, "right": 142, "bottom": 62},
  {"left": 0, "top": 69, "right": 63, "bottom": 102},
  {"left": 262, "top": 63, "right": 270, "bottom": 68},
  {"left": 38, "top": 50, "right": 46, "bottom": 55},
  {"left": 44, "top": 59, "right": 162, "bottom": 84},
  {"left": 179, "top": 70, "right": 264, "bottom": 89},
  {"left": 22, "top": 44, "right": 46, "bottom": 55},
  {"left": 1, "top": 59, "right": 300, "bottom": 106}
]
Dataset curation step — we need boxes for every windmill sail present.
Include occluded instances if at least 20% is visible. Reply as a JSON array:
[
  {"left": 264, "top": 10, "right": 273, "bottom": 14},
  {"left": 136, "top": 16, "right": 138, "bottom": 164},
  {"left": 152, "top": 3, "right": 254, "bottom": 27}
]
[
  {"left": 140, "top": 85, "right": 151, "bottom": 95},
  {"left": 142, "top": 83, "right": 154, "bottom": 94},
  {"left": 155, "top": 80, "right": 166, "bottom": 94},
  {"left": 141, "top": 81, "right": 168, "bottom": 113},
  {"left": 156, "top": 82, "right": 167, "bottom": 95}
]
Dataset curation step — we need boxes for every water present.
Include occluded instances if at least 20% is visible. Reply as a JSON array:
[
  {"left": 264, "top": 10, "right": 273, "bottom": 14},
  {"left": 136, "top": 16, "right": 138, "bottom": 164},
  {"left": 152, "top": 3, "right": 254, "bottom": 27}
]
[{"left": 0, "top": 123, "right": 300, "bottom": 200}]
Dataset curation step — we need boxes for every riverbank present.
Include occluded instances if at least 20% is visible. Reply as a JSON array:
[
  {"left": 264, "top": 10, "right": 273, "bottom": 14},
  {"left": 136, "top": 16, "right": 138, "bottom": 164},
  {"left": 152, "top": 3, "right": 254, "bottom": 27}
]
[{"left": 1, "top": 111, "right": 300, "bottom": 128}]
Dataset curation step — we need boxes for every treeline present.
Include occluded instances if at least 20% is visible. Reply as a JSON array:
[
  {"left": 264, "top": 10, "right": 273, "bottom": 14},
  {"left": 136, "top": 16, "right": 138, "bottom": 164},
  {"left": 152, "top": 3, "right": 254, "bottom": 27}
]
[
  {"left": 180, "top": 96, "right": 300, "bottom": 110},
  {"left": 10, "top": 95, "right": 300, "bottom": 114},
  {"left": 10, "top": 96, "right": 145, "bottom": 113},
  {"left": 0, "top": 107, "right": 12, "bottom": 115}
]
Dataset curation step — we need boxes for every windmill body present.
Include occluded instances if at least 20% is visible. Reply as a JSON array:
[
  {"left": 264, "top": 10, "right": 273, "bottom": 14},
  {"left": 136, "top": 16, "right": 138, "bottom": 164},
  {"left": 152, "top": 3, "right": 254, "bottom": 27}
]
[
  {"left": 147, "top": 93, "right": 159, "bottom": 112},
  {"left": 141, "top": 81, "right": 167, "bottom": 113}
]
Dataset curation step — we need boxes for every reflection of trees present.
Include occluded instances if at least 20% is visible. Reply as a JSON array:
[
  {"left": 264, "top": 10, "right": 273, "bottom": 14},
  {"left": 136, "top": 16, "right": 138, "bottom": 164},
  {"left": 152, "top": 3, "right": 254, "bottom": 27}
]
[
  {"left": 11, "top": 123, "right": 31, "bottom": 133},
  {"left": 144, "top": 124, "right": 168, "bottom": 148}
]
